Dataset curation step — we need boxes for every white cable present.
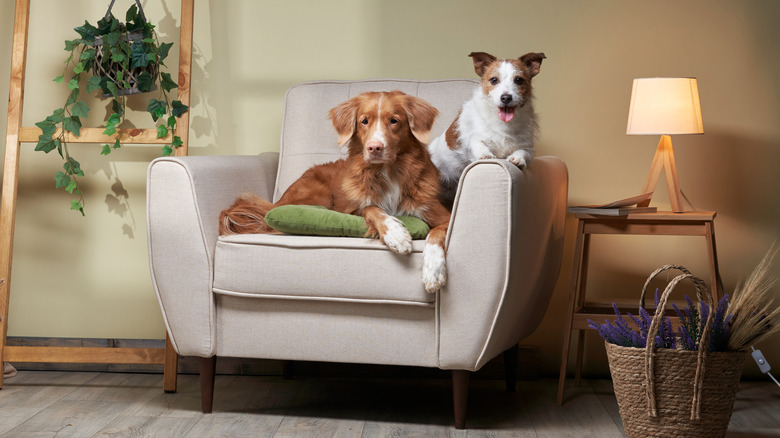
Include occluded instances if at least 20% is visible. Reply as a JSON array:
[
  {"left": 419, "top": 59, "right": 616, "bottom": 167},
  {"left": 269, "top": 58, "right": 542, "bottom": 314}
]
[{"left": 768, "top": 372, "right": 780, "bottom": 388}]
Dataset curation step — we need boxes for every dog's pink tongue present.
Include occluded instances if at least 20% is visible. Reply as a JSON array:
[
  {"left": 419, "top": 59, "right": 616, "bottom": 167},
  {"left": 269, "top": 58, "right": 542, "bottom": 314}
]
[{"left": 499, "top": 106, "right": 515, "bottom": 122}]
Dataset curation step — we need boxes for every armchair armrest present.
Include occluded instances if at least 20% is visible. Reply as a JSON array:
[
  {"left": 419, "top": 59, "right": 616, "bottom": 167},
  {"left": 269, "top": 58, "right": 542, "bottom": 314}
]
[
  {"left": 147, "top": 153, "right": 279, "bottom": 357},
  {"left": 439, "top": 157, "right": 568, "bottom": 370}
]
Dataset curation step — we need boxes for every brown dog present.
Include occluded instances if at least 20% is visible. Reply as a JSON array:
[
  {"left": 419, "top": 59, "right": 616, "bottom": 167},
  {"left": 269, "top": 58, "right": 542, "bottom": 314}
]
[{"left": 219, "top": 91, "right": 451, "bottom": 292}]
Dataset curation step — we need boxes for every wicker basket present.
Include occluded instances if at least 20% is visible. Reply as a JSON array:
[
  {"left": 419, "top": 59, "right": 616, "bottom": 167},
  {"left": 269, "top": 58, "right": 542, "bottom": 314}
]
[
  {"left": 605, "top": 266, "right": 747, "bottom": 438},
  {"left": 92, "top": 0, "right": 158, "bottom": 97}
]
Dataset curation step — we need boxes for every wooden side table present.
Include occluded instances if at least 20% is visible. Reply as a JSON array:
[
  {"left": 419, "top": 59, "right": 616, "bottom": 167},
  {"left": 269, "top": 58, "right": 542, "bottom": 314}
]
[{"left": 556, "top": 211, "right": 722, "bottom": 405}]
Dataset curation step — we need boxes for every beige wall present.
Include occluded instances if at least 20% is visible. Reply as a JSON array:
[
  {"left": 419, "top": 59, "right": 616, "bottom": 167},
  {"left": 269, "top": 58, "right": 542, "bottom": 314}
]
[{"left": 1, "top": 0, "right": 778, "bottom": 378}]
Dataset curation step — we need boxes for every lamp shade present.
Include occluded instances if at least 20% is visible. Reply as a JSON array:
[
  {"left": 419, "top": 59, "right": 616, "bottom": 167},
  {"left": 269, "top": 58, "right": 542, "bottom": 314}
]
[{"left": 626, "top": 77, "right": 704, "bottom": 135}]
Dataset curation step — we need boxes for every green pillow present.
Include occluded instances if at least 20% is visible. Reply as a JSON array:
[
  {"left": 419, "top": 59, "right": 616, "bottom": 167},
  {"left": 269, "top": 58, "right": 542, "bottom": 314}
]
[{"left": 264, "top": 205, "right": 430, "bottom": 239}]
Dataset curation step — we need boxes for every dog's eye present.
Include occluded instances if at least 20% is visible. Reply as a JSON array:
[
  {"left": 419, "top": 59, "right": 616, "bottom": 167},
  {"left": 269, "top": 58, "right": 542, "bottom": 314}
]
[
  {"left": 514, "top": 77, "right": 525, "bottom": 85},
  {"left": 389, "top": 118, "right": 398, "bottom": 125},
  {"left": 490, "top": 77, "right": 499, "bottom": 85},
  {"left": 361, "top": 118, "right": 369, "bottom": 125}
]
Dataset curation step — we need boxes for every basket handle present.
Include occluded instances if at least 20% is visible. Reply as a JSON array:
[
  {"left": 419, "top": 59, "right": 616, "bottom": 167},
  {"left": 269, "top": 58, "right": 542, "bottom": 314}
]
[
  {"left": 644, "top": 272, "right": 714, "bottom": 421},
  {"left": 104, "top": 0, "right": 147, "bottom": 23},
  {"left": 639, "top": 264, "right": 704, "bottom": 309}
]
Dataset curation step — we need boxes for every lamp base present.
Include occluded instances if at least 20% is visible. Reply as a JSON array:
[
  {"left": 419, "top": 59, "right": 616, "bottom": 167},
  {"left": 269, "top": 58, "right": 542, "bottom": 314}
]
[{"left": 637, "top": 135, "right": 685, "bottom": 213}]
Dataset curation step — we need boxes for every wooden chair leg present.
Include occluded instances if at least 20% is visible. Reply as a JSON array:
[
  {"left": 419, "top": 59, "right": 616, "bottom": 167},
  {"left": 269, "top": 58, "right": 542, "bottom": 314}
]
[
  {"left": 452, "top": 370, "right": 470, "bottom": 430},
  {"left": 200, "top": 356, "right": 217, "bottom": 413},
  {"left": 163, "top": 334, "right": 179, "bottom": 393},
  {"left": 504, "top": 344, "right": 519, "bottom": 393}
]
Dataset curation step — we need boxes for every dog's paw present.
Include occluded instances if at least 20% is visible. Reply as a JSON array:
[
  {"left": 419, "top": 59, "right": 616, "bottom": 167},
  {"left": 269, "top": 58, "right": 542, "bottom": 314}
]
[
  {"left": 422, "top": 242, "right": 446, "bottom": 293},
  {"left": 382, "top": 216, "right": 412, "bottom": 255},
  {"left": 507, "top": 149, "right": 534, "bottom": 169},
  {"left": 478, "top": 152, "right": 497, "bottom": 161}
]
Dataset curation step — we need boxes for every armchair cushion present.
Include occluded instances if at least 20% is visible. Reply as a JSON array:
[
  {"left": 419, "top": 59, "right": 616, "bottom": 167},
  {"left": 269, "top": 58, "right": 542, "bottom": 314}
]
[
  {"left": 213, "top": 234, "right": 435, "bottom": 306},
  {"left": 264, "top": 205, "right": 430, "bottom": 239}
]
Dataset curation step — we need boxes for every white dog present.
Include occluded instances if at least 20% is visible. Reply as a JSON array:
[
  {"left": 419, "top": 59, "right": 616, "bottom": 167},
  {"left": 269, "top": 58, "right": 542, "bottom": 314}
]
[{"left": 428, "top": 51, "right": 545, "bottom": 203}]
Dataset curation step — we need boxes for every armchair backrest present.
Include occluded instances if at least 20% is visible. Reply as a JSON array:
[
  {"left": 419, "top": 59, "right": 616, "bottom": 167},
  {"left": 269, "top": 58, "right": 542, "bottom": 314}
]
[{"left": 274, "top": 79, "right": 478, "bottom": 201}]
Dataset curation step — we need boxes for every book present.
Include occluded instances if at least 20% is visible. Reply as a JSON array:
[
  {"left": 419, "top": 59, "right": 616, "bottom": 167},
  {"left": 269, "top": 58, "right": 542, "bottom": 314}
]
[
  {"left": 567, "top": 206, "right": 657, "bottom": 216},
  {"left": 568, "top": 192, "right": 657, "bottom": 216}
]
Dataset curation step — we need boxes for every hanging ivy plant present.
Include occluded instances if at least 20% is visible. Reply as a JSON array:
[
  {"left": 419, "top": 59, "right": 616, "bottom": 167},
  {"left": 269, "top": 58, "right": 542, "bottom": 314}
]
[{"left": 35, "top": 2, "right": 188, "bottom": 215}]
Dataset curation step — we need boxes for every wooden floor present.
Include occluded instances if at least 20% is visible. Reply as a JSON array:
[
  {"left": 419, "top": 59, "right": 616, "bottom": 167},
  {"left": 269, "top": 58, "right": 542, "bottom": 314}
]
[{"left": 0, "top": 371, "right": 778, "bottom": 437}]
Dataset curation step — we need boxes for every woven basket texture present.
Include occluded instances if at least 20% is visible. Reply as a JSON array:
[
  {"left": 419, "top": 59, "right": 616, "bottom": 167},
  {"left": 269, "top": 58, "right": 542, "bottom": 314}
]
[
  {"left": 606, "top": 341, "right": 745, "bottom": 437},
  {"left": 93, "top": 30, "right": 158, "bottom": 97}
]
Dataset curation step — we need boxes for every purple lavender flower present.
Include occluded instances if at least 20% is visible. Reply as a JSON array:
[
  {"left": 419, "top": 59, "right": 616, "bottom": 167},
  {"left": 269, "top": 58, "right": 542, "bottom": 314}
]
[{"left": 591, "top": 292, "right": 731, "bottom": 352}]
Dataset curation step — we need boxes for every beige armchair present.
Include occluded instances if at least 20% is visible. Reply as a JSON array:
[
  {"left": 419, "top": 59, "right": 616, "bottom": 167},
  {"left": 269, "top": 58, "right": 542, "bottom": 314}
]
[{"left": 147, "top": 79, "right": 568, "bottom": 428}]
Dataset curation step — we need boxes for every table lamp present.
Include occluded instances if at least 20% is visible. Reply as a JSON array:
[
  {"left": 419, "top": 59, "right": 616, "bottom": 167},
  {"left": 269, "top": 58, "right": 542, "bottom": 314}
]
[{"left": 626, "top": 77, "right": 703, "bottom": 213}]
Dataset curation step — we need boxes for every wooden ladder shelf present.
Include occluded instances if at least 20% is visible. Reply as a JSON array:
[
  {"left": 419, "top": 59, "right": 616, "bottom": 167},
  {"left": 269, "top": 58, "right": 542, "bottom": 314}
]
[{"left": 0, "top": 0, "right": 194, "bottom": 390}]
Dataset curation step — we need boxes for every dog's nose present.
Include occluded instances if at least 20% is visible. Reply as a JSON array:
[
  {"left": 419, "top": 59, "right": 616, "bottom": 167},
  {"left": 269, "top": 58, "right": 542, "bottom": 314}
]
[
  {"left": 366, "top": 141, "right": 384, "bottom": 155},
  {"left": 500, "top": 94, "right": 513, "bottom": 104}
]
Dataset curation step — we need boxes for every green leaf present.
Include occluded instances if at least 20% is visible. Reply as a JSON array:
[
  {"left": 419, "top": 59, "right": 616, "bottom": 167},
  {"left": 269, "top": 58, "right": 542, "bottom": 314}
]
[
  {"left": 111, "top": 100, "right": 124, "bottom": 118},
  {"left": 53, "top": 75, "right": 64, "bottom": 83},
  {"left": 113, "top": 138, "right": 121, "bottom": 150},
  {"left": 67, "top": 78, "right": 79, "bottom": 90},
  {"left": 74, "top": 21, "right": 98, "bottom": 41},
  {"left": 126, "top": 4, "right": 139, "bottom": 23},
  {"left": 64, "top": 39, "right": 80, "bottom": 51},
  {"left": 172, "top": 136, "right": 183, "bottom": 148},
  {"left": 156, "top": 124, "right": 169, "bottom": 139},
  {"left": 158, "top": 42, "right": 173, "bottom": 63},
  {"left": 71, "top": 101, "right": 90, "bottom": 118},
  {"left": 65, "top": 179, "right": 79, "bottom": 194},
  {"left": 73, "top": 62, "right": 85, "bottom": 74},
  {"left": 97, "top": 15, "right": 116, "bottom": 35},
  {"left": 55, "top": 171, "right": 70, "bottom": 188},
  {"left": 167, "top": 115, "right": 177, "bottom": 130},
  {"left": 147, "top": 99, "right": 167, "bottom": 122},
  {"left": 80, "top": 48, "right": 95, "bottom": 61},
  {"left": 47, "top": 108, "right": 65, "bottom": 123},
  {"left": 35, "top": 135, "right": 58, "bottom": 153},
  {"left": 105, "top": 31, "right": 121, "bottom": 46},
  {"left": 103, "top": 112, "right": 120, "bottom": 136},
  {"left": 105, "top": 81, "right": 118, "bottom": 98},
  {"left": 35, "top": 120, "right": 57, "bottom": 138},
  {"left": 130, "top": 41, "right": 149, "bottom": 69},
  {"left": 136, "top": 71, "right": 154, "bottom": 92},
  {"left": 85, "top": 75, "right": 102, "bottom": 93},
  {"left": 162, "top": 145, "right": 173, "bottom": 156},
  {"left": 64, "top": 157, "right": 84, "bottom": 177},
  {"left": 171, "top": 100, "right": 189, "bottom": 118},
  {"left": 101, "top": 144, "right": 112, "bottom": 155},
  {"left": 63, "top": 115, "right": 82, "bottom": 136},
  {"left": 110, "top": 52, "right": 126, "bottom": 63},
  {"left": 160, "top": 71, "right": 178, "bottom": 92},
  {"left": 70, "top": 199, "right": 85, "bottom": 216},
  {"left": 65, "top": 87, "right": 80, "bottom": 106},
  {"left": 142, "top": 38, "right": 156, "bottom": 44}
]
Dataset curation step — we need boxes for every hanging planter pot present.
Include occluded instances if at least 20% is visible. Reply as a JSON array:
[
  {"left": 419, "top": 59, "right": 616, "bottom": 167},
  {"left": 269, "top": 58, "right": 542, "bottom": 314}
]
[{"left": 91, "top": 0, "right": 161, "bottom": 97}]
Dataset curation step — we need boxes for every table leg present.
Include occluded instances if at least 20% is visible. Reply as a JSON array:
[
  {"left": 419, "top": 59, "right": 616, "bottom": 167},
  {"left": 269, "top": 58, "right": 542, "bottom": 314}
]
[{"left": 557, "top": 219, "right": 586, "bottom": 405}]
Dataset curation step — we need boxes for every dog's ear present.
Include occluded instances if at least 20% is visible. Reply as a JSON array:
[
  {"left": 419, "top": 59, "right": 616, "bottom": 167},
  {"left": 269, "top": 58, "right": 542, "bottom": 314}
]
[
  {"left": 519, "top": 52, "right": 546, "bottom": 78},
  {"left": 403, "top": 95, "right": 438, "bottom": 145},
  {"left": 329, "top": 97, "right": 360, "bottom": 146},
  {"left": 468, "top": 52, "right": 497, "bottom": 77}
]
